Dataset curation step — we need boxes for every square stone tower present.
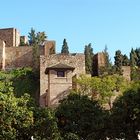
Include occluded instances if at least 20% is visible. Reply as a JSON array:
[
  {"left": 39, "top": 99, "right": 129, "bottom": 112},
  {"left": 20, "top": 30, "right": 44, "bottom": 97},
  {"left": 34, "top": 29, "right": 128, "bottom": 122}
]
[
  {"left": 93, "top": 52, "right": 105, "bottom": 76},
  {"left": 40, "top": 53, "right": 85, "bottom": 107},
  {"left": 0, "top": 28, "right": 20, "bottom": 47}
]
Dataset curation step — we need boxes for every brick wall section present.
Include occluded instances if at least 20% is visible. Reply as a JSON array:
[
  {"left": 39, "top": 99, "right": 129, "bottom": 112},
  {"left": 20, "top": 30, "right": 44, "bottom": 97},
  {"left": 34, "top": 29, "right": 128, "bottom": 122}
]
[
  {"left": 40, "top": 53, "right": 85, "bottom": 107},
  {"left": 0, "top": 28, "right": 20, "bottom": 47},
  {"left": 93, "top": 52, "right": 105, "bottom": 76},
  {"left": 5, "top": 46, "right": 33, "bottom": 70}
]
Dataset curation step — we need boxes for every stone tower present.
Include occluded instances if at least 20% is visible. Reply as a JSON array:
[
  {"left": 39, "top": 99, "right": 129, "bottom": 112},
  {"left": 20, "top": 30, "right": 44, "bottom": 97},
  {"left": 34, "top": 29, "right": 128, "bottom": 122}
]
[
  {"left": 93, "top": 52, "right": 105, "bottom": 76},
  {"left": 0, "top": 28, "right": 20, "bottom": 47},
  {"left": 40, "top": 53, "right": 85, "bottom": 107}
]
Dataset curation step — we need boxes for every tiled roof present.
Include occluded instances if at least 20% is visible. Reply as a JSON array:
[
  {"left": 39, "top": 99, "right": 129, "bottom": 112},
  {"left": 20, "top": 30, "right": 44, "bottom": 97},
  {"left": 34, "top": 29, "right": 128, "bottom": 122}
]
[{"left": 45, "top": 63, "right": 75, "bottom": 73}]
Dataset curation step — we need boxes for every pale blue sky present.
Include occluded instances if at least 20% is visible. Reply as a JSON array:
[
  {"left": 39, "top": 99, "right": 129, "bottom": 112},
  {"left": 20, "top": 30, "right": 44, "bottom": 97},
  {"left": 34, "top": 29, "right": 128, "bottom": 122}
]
[{"left": 0, "top": 0, "right": 140, "bottom": 62}]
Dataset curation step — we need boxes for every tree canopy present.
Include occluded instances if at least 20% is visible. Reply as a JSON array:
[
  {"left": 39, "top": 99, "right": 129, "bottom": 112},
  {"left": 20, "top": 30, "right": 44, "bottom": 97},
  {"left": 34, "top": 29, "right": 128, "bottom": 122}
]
[
  {"left": 109, "top": 83, "right": 140, "bottom": 139},
  {"left": 76, "top": 74, "right": 128, "bottom": 109},
  {"left": 56, "top": 93, "right": 108, "bottom": 140},
  {"left": 28, "top": 28, "right": 47, "bottom": 69}
]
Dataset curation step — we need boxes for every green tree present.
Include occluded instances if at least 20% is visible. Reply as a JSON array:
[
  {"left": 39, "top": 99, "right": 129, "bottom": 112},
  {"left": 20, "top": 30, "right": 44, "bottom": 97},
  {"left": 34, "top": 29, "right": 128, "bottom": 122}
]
[
  {"left": 131, "top": 66, "right": 140, "bottom": 81},
  {"left": 130, "top": 48, "right": 140, "bottom": 80},
  {"left": 104, "top": 45, "right": 112, "bottom": 69},
  {"left": 32, "top": 107, "right": 62, "bottom": 140},
  {"left": 114, "top": 50, "right": 123, "bottom": 74},
  {"left": 122, "top": 54, "right": 130, "bottom": 66},
  {"left": 63, "top": 132, "right": 80, "bottom": 140},
  {"left": 135, "top": 48, "right": 140, "bottom": 66},
  {"left": 28, "top": 28, "right": 37, "bottom": 46},
  {"left": 28, "top": 28, "right": 47, "bottom": 69},
  {"left": 130, "top": 48, "right": 137, "bottom": 67},
  {"left": 76, "top": 74, "right": 128, "bottom": 109},
  {"left": 61, "top": 38, "right": 69, "bottom": 54},
  {"left": 11, "top": 68, "right": 39, "bottom": 103},
  {"left": 0, "top": 68, "right": 39, "bottom": 103},
  {"left": 28, "top": 28, "right": 47, "bottom": 46},
  {"left": 84, "top": 43, "right": 94, "bottom": 75},
  {"left": 109, "top": 83, "right": 140, "bottom": 139},
  {"left": 56, "top": 93, "right": 107, "bottom": 140},
  {"left": 0, "top": 87, "right": 33, "bottom": 140},
  {"left": 0, "top": 71, "right": 62, "bottom": 139}
]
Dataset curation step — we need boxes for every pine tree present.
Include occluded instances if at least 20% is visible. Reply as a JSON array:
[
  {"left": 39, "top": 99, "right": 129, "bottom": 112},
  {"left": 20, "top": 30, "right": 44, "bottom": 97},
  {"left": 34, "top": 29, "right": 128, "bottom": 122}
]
[
  {"left": 84, "top": 43, "right": 93, "bottom": 75},
  {"left": 28, "top": 28, "right": 47, "bottom": 69},
  {"left": 61, "top": 38, "right": 69, "bottom": 54},
  {"left": 28, "top": 28, "right": 37, "bottom": 46}
]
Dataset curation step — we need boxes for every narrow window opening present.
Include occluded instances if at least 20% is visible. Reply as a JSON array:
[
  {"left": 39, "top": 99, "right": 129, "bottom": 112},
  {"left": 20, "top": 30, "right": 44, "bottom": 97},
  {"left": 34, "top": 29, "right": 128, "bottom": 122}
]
[{"left": 57, "top": 71, "right": 65, "bottom": 77}]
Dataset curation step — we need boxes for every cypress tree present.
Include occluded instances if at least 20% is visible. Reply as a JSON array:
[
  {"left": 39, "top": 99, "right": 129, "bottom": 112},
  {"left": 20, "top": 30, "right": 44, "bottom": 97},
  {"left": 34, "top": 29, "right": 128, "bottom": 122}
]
[
  {"left": 114, "top": 50, "right": 123, "bottom": 74},
  {"left": 84, "top": 43, "right": 93, "bottom": 75},
  {"left": 130, "top": 48, "right": 137, "bottom": 67},
  {"left": 135, "top": 48, "right": 140, "bottom": 66},
  {"left": 103, "top": 45, "right": 112, "bottom": 74},
  {"left": 61, "top": 38, "right": 69, "bottom": 54}
]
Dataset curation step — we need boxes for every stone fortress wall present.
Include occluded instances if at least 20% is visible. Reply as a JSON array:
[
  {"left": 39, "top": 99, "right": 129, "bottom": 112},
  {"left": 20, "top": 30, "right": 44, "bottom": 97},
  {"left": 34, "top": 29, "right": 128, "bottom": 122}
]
[
  {"left": 0, "top": 27, "right": 131, "bottom": 107},
  {"left": 40, "top": 53, "right": 85, "bottom": 107},
  {"left": 0, "top": 28, "right": 56, "bottom": 70},
  {"left": 4, "top": 46, "right": 33, "bottom": 69}
]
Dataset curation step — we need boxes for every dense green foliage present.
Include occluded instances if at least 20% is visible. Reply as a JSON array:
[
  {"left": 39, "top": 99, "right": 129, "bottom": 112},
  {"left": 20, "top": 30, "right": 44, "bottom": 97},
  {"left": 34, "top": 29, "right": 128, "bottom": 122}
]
[
  {"left": 76, "top": 74, "right": 128, "bottom": 108},
  {"left": 131, "top": 66, "right": 140, "bottom": 81},
  {"left": 0, "top": 69, "right": 61, "bottom": 140},
  {"left": 0, "top": 67, "right": 140, "bottom": 139},
  {"left": 0, "top": 90, "right": 61, "bottom": 139},
  {"left": 32, "top": 107, "right": 62, "bottom": 140},
  {"left": 0, "top": 86, "right": 33, "bottom": 139},
  {"left": 55, "top": 81, "right": 140, "bottom": 139},
  {"left": 108, "top": 82, "right": 140, "bottom": 139},
  {"left": 56, "top": 94, "right": 108, "bottom": 140},
  {"left": 61, "top": 38, "right": 69, "bottom": 54},
  {"left": 12, "top": 68, "right": 39, "bottom": 99},
  {"left": 0, "top": 68, "right": 39, "bottom": 101}
]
